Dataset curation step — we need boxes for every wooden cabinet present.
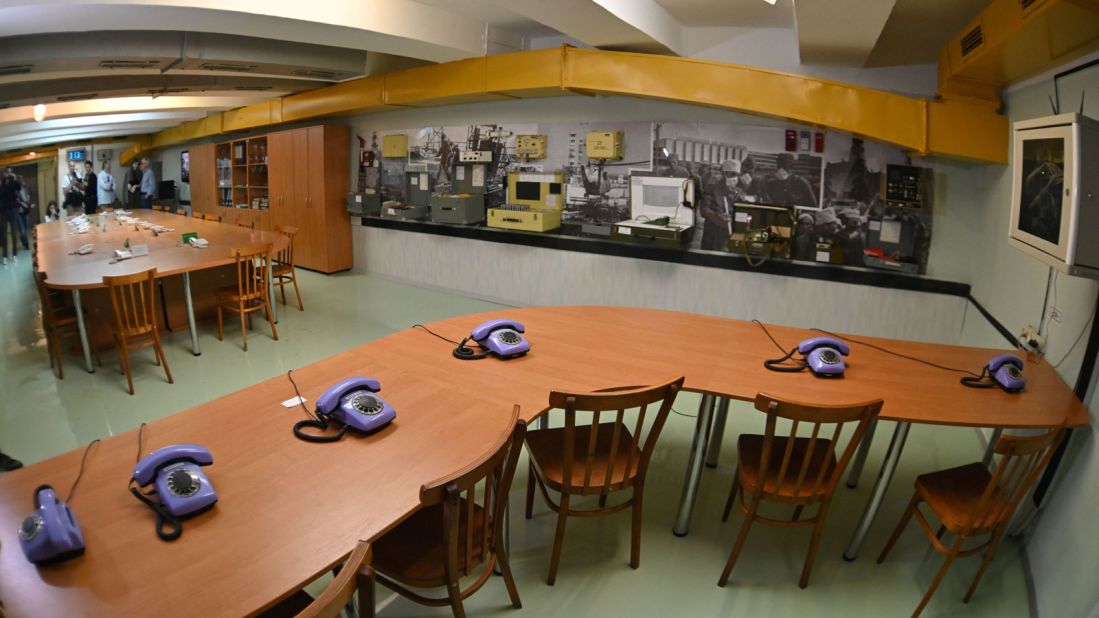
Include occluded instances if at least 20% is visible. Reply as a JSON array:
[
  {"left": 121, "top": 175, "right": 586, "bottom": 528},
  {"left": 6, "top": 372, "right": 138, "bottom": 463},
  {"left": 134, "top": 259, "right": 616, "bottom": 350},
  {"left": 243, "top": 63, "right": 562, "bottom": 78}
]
[
  {"left": 188, "top": 143, "right": 216, "bottom": 214},
  {"left": 268, "top": 124, "right": 351, "bottom": 273}
]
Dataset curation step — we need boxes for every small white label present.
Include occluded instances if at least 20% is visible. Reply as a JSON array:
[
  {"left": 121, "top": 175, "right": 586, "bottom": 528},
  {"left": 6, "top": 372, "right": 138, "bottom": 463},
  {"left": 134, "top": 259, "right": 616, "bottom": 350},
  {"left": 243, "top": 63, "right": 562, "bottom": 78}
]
[
  {"left": 282, "top": 396, "right": 307, "bottom": 408},
  {"left": 545, "top": 195, "right": 557, "bottom": 207},
  {"left": 455, "top": 166, "right": 465, "bottom": 181},
  {"left": 734, "top": 212, "right": 749, "bottom": 223},
  {"left": 868, "top": 220, "right": 881, "bottom": 231},
  {"left": 387, "top": 208, "right": 397, "bottom": 215},
  {"left": 472, "top": 165, "right": 485, "bottom": 187},
  {"left": 815, "top": 250, "right": 830, "bottom": 262},
  {"left": 619, "top": 227, "right": 631, "bottom": 235},
  {"left": 419, "top": 173, "right": 429, "bottom": 191},
  {"left": 880, "top": 220, "right": 902, "bottom": 244},
  {"left": 355, "top": 195, "right": 363, "bottom": 203},
  {"left": 130, "top": 244, "right": 149, "bottom": 257}
]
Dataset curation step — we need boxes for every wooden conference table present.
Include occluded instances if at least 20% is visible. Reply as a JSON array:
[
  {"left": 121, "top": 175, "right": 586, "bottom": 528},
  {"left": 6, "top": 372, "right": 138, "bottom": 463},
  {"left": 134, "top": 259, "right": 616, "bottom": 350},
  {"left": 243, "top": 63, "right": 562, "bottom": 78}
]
[
  {"left": 0, "top": 307, "right": 1088, "bottom": 617},
  {"left": 35, "top": 211, "right": 288, "bottom": 368}
]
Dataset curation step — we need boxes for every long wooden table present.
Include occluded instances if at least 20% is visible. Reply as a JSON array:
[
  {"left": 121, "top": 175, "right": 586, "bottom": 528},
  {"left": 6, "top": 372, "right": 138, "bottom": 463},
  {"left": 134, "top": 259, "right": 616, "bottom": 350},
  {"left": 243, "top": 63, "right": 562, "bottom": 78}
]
[
  {"left": 35, "top": 211, "right": 289, "bottom": 368},
  {"left": 0, "top": 307, "right": 1088, "bottom": 617}
]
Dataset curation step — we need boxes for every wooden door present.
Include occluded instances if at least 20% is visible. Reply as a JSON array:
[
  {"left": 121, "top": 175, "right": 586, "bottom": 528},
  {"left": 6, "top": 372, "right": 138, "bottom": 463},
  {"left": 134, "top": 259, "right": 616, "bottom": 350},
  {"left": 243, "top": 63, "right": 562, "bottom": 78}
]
[{"left": 188, "top": 143, "right": 216, "bottom": 215}]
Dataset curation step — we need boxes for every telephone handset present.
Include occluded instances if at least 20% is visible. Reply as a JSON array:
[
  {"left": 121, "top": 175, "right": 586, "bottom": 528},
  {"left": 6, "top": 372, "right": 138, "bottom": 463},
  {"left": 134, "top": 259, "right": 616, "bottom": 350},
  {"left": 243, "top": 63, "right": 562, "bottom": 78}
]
[
  {"left": 130, "top": 443, "right": 218, "bottom": 541},
  {"left": 19, "top": 485, "right": 86, "bottom": 564},
  {"left": 454, "top": 319, "right": 530, "bottom": 360},
  {"left": 961, "top": 354, "right": 1026, "bottom": 393},
  {"left": 293, "top": 376, "right": 397, "bottom": 443},
  {"left": 764, "top": 336, "right": 849, "bottom": 377}
]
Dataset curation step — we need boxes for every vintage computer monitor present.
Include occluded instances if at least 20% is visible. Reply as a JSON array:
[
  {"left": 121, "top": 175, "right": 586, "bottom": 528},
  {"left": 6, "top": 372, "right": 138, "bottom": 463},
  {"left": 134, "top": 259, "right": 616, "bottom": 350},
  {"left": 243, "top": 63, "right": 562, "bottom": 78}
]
[
  {"left": 487, "top": 172, "right": 564, "bottom": 232},
  {"left": 610, "top": 175, "right": 695, "bottom": 248}
]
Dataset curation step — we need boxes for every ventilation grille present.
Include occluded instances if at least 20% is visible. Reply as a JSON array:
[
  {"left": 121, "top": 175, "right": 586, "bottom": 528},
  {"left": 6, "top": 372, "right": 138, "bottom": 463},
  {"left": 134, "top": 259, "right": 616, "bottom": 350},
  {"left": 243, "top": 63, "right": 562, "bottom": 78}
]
[
  {"left": 99, "top": 60, "right": 160, "bottom": 70},
  {"left": 233, "top": 85, "right": 272, "bottom": 91},
  {"left": 200, "top": 62, "right": 257, "bottom": 72},
  {"left": 960, "top": 24, "right": 984, "bottom": 57},
  {"left": 292, "top": 69, "right": 343, "bottom": 80},
  {"left": 0, "top": 64, "right": 33, "bottom": 76},
  {"left": 57, "top": 93, "right": 99, "bottom": 102}
]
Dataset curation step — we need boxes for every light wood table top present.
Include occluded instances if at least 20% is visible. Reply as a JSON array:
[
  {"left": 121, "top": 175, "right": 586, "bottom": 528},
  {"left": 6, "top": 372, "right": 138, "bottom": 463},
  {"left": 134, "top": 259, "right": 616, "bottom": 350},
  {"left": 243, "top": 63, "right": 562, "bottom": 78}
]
[
  {"left": 35, "top": 211, "right": 288, "bottom": 289},
  {"left": 0, "top": 306, "right": 1087, "bottom": 617}
]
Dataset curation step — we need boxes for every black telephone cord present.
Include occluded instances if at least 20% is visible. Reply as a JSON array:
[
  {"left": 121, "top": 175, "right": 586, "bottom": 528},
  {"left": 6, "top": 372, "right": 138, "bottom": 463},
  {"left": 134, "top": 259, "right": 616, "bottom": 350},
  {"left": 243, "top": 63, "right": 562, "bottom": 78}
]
[
  {"left": 754, "top": 320, "right": 808, "bottom": 373},
  {"left": 960, "top": 367, "right": 996, "bottom": 389},
  {"left": 287, "top": 369, "right": 350, "bottom": 443},
  {"left": 129, "top": 482, "right": 183, "bottom": 542}
]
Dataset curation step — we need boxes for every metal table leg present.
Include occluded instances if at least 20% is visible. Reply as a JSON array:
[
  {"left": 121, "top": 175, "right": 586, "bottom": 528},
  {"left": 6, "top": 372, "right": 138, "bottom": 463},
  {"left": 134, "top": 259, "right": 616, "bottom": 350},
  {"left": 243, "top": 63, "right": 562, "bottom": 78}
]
[
  {"left": 843, "top": 421, "right": 910, "bottom": 561},
  {"left": 846, "top": 418, "right": 878, "bottom": 488},
  {"left": 982, "top": 428, "right": 1003, "bottom": 467},
  {"left": 673, "top": 393, "right": 716, "bottom": 537},
  {"left": 705, "top": 398, "right": 730, "bottom": 468},
  {"left": 182, "top": 272, "right": 201, "bottom": 356},
  {"left": 72, "top": 289, "right": 95, "bottom": 373}
]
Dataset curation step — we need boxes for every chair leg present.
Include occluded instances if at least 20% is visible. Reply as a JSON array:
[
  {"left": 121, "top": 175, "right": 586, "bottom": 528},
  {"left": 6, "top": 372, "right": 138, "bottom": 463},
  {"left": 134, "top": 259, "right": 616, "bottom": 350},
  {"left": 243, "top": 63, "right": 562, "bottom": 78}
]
[
  {"left": 239, "top": 304, "right": 248, "bottom": 351},
  {"left": 216, "top": 304, "right": 224, "bottom": 341},
  {"left": 525, "top": 461, "right": 536, "bottom": 519},
  {"left": 154, "top": 334, "right": 173, "bottom": 384},
  {"left": 799, "top": 503, "right": 831, "bottom": 589},
  {"left": 718, "top": 495, "right": 760, "bottom": 587},
  {"left": 121, "top": 346, "right": 134, "bottom": 395},
  {"left": 356, "top": 567, "right": 375, "bottom": 618},
  {"left": 265, "top": 298, "right": 279, "bottom": 341},
  {"left": 547, "top": 493, "right": 570, "bottom": 586},
  {"left": 630, "top": 487, "right": 644, "bottom": 569},
  {"left": 496, "top": 549, "right": 523, "bottom": 609},
  {"left": 878, "top": 492, "right": 921, "bottom": 564},
  {"left": 964, "top": 530, "right": 1005, "bottom": 603},
  {"left": 446, "top": 576, "right": 467, "bottom": 618},
  {"left": 280, "top": 279, "right": 287, "bottom": 306},
  {"left": 792, "top": 505, "right": 804, "bottom": 521},
  {"left": 292, "top": 273, "right": 303, "bottom": 311},
  {"left": 912, "top": 538, "right": 966, "bottom": 618},
  {"left": 721, "top": 466, "right": 741, "bottom": 522}
]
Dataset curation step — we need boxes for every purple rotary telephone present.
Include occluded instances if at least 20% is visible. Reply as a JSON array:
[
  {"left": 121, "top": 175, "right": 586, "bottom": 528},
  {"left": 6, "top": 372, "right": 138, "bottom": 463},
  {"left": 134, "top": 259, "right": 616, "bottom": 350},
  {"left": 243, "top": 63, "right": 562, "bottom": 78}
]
[
  {"left": 130, "top": 444, "right": 218, "bottom": 541},
  {"left": 293, "top": 377, "right": 397, "bottom": 443},
  {"left": 19, "top": 485, "right": 85, "bottom": 564},
  {"left": 765, "top": 336, "right": 849, "bottom": 377},
  {"left": 961, "top": 354, "right": 1026, "bottom": 393},
  {"left": 454, "top": 319, "right": 530, "bottom": 360}
]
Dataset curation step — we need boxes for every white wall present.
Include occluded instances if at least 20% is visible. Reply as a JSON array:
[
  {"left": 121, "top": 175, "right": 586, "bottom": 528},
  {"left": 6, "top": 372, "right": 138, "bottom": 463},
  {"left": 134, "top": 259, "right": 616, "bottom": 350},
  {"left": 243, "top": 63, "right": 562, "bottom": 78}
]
[{"left": 156, "top": 144, "right": 189, "bottom": 202}]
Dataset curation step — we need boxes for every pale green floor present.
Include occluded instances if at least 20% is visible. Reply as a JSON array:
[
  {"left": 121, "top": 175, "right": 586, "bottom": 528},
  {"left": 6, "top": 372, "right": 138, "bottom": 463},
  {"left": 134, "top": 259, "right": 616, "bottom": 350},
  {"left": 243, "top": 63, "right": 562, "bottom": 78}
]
[{"left": 0, "top": 256, "right": 1030, "bottom": 617}]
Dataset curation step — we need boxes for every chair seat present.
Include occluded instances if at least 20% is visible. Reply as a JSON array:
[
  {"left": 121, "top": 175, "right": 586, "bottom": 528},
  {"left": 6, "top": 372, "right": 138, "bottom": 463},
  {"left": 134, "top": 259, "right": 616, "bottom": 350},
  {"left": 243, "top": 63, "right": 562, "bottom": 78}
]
[
  {"left": 372, "top": 500, "right": 487, "bottom": 588},
  {"left": 272, "top": 262, "right": 293, "bottom": 277},
  {"left": 736, "top": 434, "right": 836, "bottom": 500},
  {"left": 916, "top": 462, "right": 1008, "bottom": 533},
  {"left": 215, "top": 284, "right": 264, "bottom": 303},
  {"left": 525, "top": 421, "right": 642, "bottom": 493}
]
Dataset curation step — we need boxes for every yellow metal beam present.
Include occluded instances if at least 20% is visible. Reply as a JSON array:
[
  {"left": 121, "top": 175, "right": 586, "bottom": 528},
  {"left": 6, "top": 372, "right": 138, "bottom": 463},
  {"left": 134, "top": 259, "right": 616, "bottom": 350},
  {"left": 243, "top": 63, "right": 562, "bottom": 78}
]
[{"left": 132, "top": 46, "right": 1007, "bottom": 163}]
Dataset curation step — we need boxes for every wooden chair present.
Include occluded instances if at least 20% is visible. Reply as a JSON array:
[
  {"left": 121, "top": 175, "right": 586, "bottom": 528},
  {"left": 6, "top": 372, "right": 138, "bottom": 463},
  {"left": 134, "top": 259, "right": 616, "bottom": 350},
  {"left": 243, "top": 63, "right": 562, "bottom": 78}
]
[
  {"left": 719, "top": 393, "right": 883, "bottom": 588},
  {"left": 102, "top": 268, "right": 173, "bottom": 395},
  {"left": 524, "top": 376, "right": 684, "bottom": 585},
  {"left": 206, "top": 213, "right": 222, "bottom": 223},
  {"left": 878, "top": 427, "right": 1065, "bottom": 617},
  {"left": 151, "top": 204, "right": 164, "bottom": 212},
  {"left": 215, "top": 244, "right": 277, "bottom": 351},
  {"left": 272, "top": 224, "right": 303, "bottom": 311},
  {"left": 33, "top": 271, "right": 99, "bottom": 378},
  {"left": 192, "top": 211, "right": 204, "bottom": 219},
  {"left": 261, "top": 540, "right": 375, "bottom": 618},
  {"left": 372, "top": 408, "right": 526, "bottom": 618},
  {"left": 234, "top": 217, "right": 254, "bottom": 230}
]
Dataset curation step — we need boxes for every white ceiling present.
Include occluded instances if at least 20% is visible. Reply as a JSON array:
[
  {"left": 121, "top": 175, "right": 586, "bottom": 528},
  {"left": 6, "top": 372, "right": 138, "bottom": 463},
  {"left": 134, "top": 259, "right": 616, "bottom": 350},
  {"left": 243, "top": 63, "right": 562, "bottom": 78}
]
[{"left": 0, "top": 0, "right": 992, "bottom": 155}]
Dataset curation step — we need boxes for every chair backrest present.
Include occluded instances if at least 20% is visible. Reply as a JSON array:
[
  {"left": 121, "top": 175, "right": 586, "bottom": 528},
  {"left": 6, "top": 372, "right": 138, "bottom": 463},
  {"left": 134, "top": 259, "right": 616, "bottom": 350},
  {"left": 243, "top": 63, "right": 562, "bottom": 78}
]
[
  {"left": 751, "top": 393, "right": 883, "bottom": 502},
  {"left": 102, "top": 268, "right": 159, "bottom": 337},
  {"left": 546, "top": 376, "right": 684, "bottom": 495},
  {"left": 295, "top": 540, "right": 372, "bottom": 618},
  {"left": 230, "top": 244, "right": 272, "bottom": 301},
  {"left": 206, "top": 213, "right": 222, "bottom": 223},
  {"left": 32, "top": 271, "right": 58, "bottom": 325},
  {"left": 235, "top": 218, "right": 254, "bottom": 230},
  {"left": 418, "top": 406, "right": 525, "bottom": 579},
  {"left": 152, "top": 205, "right": 164, "bottom": 212},
  {"left": 273, "top": 224, "right": 298, "bottom": 266},
  {"left": 192, "top": 211, "right": 204, "bottom": 219},
  {"left": 968, "top": 427, "right": 1066, "bottom": 533}
]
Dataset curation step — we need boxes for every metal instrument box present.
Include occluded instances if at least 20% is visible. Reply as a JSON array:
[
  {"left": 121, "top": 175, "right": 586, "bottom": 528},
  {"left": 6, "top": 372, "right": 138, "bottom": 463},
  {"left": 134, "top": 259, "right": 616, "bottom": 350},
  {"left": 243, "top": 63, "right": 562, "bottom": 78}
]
[
  {"left": 382, "top": 134, "right": 408, "bottom": 158},
  {"left": 346, "top": 190, "right": 381, "bottom": 216},
  {"left": 586, "top": 130, "right": 623, "bottom": 160},
  {"left": 405, "top": 171, "right": 433, "bottom": 207},
  {"left": 611, "top": 175, "right": 695, "bottom": 248},
  {"left": 430, "top": 194, "right": 485, "bottom": 225},
  {"left": 380, "top": 201, "right": 429, "bottom": 221},
  {"left": 458, "top": 150, "right": 493, "bottom": 163},
  {"left": 487, "top": 205, "right": 562, "bottom": 232},
  {"left": 453, "top": 163, "right": 488, "bottom": 195},
  {"left": 516, "top": 134, "right": 547, "bottom": 159}
]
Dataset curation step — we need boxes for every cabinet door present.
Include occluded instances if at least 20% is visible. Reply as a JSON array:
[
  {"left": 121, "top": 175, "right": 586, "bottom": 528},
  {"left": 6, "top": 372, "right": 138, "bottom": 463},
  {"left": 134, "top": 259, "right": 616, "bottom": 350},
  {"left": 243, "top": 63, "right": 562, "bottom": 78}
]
[
  {"left": 188, "top": 143, "right": 216, "bottom": 214},
  {"left": 315, "top": 125, "right": 352, "bottom": 272},
  {"left": 302, "top": 126, "right": 328, "bottom": 271},
  {"left": 267, "top": 130, "right": 299, "bottom": 262}
]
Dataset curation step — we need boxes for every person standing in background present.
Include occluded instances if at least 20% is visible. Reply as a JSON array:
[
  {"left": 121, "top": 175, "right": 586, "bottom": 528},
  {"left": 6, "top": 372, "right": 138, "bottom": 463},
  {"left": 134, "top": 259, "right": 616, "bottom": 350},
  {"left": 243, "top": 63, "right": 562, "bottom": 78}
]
[
  {"left": 82, "top": 160, "right": 98, "bottom": 215},
  {"left": 97, "top": 159, "right": 116, "bottom": 210},
  {"left": 0, "top": 168, "right": 22, "bottom": 265},
  {"left": 15, "top": 172, "right": 30, "bottom": 250},
  {"left": 61, "top": 160, "right": 84, "bottom": 213},
  {"left": 140, "top": 157, "right": 155, "bottom": 209},
  {"left": 44, "top": 200, "right": 61, "bottom": 222},
  {"left": 125, "top": 159, "right": 142, "bottom": 210}
]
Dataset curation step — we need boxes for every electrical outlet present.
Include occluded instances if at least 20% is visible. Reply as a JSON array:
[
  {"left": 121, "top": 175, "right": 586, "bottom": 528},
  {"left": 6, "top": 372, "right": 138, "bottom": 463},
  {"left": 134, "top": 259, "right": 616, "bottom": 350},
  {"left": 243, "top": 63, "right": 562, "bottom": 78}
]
[
  {"left": 1021, "top": 325, "right": 1045, "bottom": 352},
  {"left": 1049, "top": 306, "right": 1063, "bottom": 324}
]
